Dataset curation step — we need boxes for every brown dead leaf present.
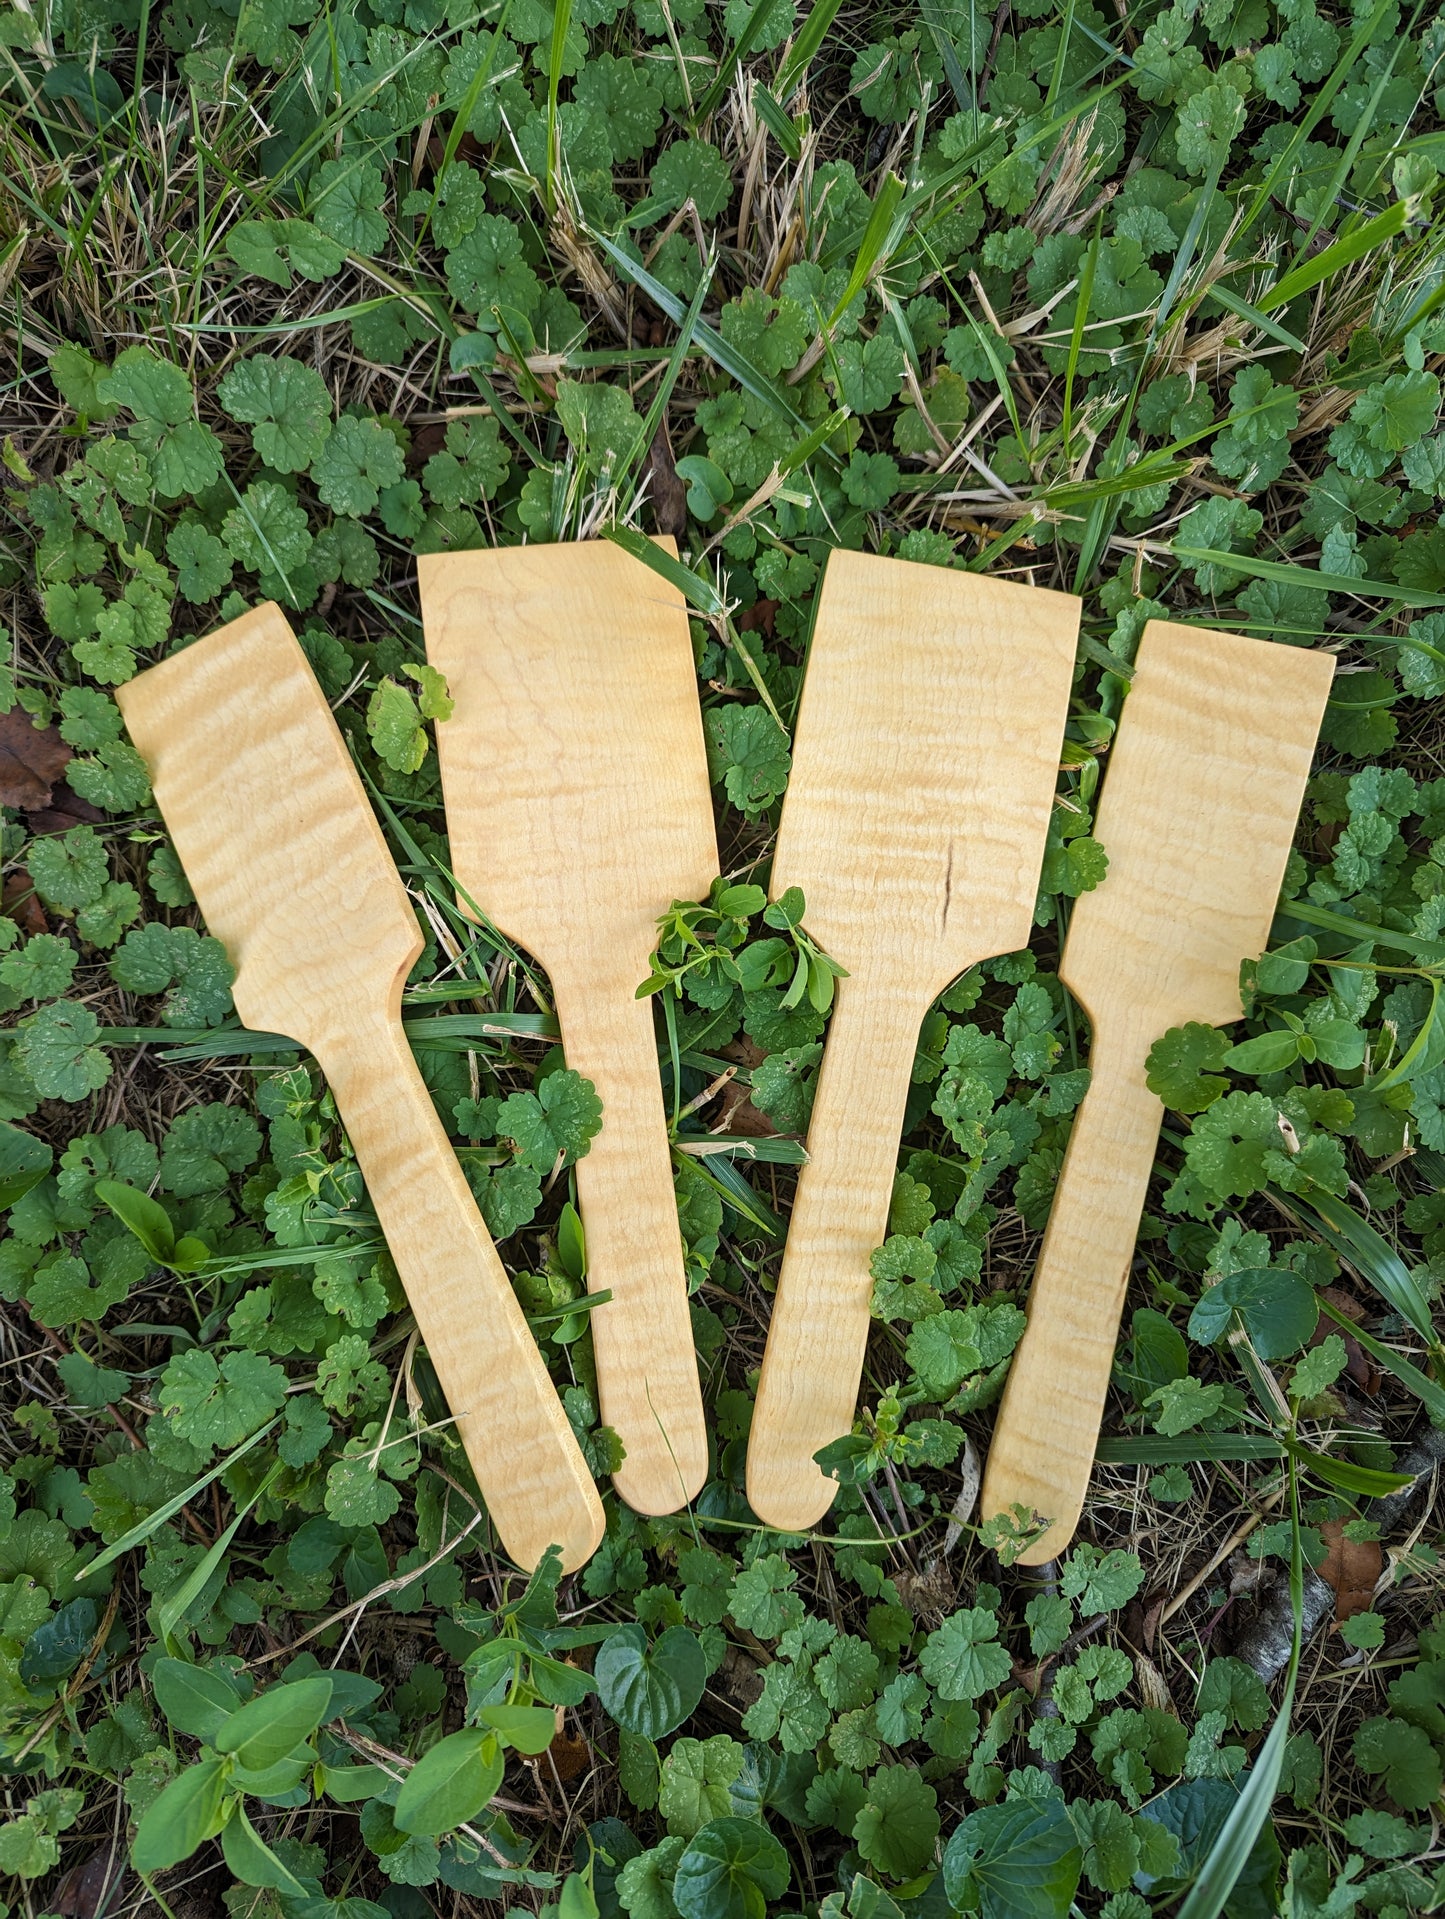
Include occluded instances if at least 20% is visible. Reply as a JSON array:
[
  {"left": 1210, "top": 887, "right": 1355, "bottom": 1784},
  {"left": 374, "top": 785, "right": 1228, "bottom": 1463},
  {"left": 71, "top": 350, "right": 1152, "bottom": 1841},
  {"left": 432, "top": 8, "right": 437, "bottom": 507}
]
[
  {"left": 1319, "top": 1518, "right": 1382, "bottom": 1622},
  {"left": 547, "top": 1730, "right": 592, "bottom": 1781},
  {"left": 716, "top": 1035, "right": 778, "bottom": 1138},
  {"left": 736, "top": 598, "right": 779, "bottom": 639},
  {"left": 893, "top": 1561, "right": 957, "bottom": 1625},
  {"left": 0, "top": 707, "right": 70, "bottom": 810},
  {"left": 52, "top": 1841, "right": 128, "bottom": 1919},
  {"left": 1228, "top": 1551, "right": 1269, "bottom": 1599},
  {"left": 719, "top": 1643, "right": 764, "bottom": 1709},
  {"left": 25, "top": 780, "right": 104, "bottom": 838},
  {"left": 1317, "top": 1286, "right": 1380, "bottom": 1395},
  {"left": 3, "top": 870, "right": 47, "bottom": 938},
  {"left": 1133, "top": 1650, "right": 1175, "bottom": 1715},
  {"left": 646, "top": 416, "right": 688, "bottom": 540},
  {"left": 409, "top": 421, "right": 447, "bottom": 465}
]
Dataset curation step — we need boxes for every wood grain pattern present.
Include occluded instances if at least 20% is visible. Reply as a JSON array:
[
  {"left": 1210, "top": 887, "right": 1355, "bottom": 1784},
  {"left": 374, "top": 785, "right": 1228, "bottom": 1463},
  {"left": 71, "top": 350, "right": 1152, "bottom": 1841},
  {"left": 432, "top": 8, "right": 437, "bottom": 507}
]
[
  {"left": 420, "top": 541, "right": 718, "bottom": 1516},
  {"left": 980, "top": 617, "right": 1335, "bottom": 1564},
  {"left": 746, "top": 550, "right": 1080, "bottom": 1533},
  {"left": 116, "top": 604, "right": 605, "bottom": 1573}
]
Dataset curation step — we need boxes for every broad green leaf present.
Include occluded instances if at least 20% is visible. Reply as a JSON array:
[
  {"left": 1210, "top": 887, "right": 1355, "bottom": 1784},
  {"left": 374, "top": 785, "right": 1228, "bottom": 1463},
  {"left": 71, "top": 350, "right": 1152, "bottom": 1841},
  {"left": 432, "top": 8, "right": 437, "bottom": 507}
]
[
  {"left": 476, "top": 1703, "right": 558, "bottom": 1754},
  {"left": 393, "top": 1727, "right": 504, "bottom": 1835},
  {"left": 0, "top": 1124, "right": 51, "bottom": 1210},
  {"left": 673, "top": 1817, "right": 791, "bottom": 1919},
  {"left": 131, "top": 1758, "right": 229, "bottom": 1873},
  {"left": 93, "top": 1179, "right": 175, "bottom": 1264},
  {"left": 595, "top": 1625, "right": 708, "bottom": 1739},
  {"left": 221, "top": 1804, "right": 311, "bottom": 1893},
  {"left": 152, "top": 1657, "right": 245, "bottom": 1743},
  {"left": 942, "top": 1798, "right": 1082, "bottom": 1919},
  {"left": 1186, "top": 1268, "right": 1319, "bottom": 1359},
  {"left": 214, "top": 1675, "right": 333, "bottom": 1769}
]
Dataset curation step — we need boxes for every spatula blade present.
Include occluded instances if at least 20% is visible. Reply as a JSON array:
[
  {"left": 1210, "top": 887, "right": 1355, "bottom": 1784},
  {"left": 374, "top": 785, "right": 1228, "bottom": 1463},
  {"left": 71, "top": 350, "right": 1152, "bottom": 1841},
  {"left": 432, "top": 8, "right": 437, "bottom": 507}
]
[
  {"left": 116, "top": 602, "right": 418, "bottom": 1051},
  {"left": 420, "top": 539, "right": 717, "bottom": 976},
  {"left": 1061, "top": 618, "right": 1337, "bottom": 1038},
  {"left": 773, "top": 549, "right": 1080, "bottom": 993}
]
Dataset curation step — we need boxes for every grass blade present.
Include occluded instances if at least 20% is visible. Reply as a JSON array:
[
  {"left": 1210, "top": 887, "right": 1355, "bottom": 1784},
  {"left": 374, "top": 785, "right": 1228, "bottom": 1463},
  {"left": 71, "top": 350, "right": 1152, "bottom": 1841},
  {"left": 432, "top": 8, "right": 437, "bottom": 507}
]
[
  {"left": 1274, "top": 1187, "right": 1442, "bottom": 1361},
  {"left": 604, "top": 524, "right": 728, "bottom": 618},
  {"left": 1174, "top": 1461, "right": 1303, "bottom": 1919},
  {"left": 1168, "top": 546, "right": 1445, "bottom": 610},
  {"left": 690, "top": 0, "right": 783, "bottom": 122},
  {"left": 590, "top": 227, "right": 822, "bottom": 447},
  {"left": 1317, "top": 1297, "right": 1445, "bottom": 1426},
  {"left": 84, "top": 1419, "right": 281, "bottom": 1579},
  {"left": 772, "top": 0, "right": 843, "bottom": 98},
  {"left": 1258, "top": 199, "right": 1411, "bottom": 312}
]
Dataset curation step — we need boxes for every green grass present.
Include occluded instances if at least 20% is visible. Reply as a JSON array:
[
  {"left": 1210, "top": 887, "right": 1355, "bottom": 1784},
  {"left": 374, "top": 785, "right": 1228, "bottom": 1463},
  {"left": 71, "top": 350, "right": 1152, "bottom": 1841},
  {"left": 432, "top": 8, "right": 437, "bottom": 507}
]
[{"left": 0, "top": 0, "right": 1443, "bottom": 1912}]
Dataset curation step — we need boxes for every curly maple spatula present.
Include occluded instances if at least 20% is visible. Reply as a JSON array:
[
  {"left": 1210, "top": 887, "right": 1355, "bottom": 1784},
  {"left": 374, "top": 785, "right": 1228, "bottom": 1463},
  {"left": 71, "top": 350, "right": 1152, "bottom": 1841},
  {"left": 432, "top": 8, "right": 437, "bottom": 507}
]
[
  {"left": 420, "top": 540, "right": 718, "bottom": 1516},
  {"left": 746, "top": 549, "right": 1080, "bottom": 1535},
  {"left": 980, "top": 618, "right": 1335, "bottom": 1565},
  {"left": 116, "top": 603, "right": 604, "bottom": 1574}
]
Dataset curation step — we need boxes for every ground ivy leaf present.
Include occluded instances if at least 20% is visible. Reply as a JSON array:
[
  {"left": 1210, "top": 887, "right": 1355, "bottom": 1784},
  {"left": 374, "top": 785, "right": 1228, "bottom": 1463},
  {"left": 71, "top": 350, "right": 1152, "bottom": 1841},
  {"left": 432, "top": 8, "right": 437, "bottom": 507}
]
[
  {"left": 227, "top": 217, "right": 344, "bottom": 287},
  {"left": 159, "top": 1348, "right": 287, "bottom": 1454},
  {"left": 325, "top": 1446, "right": 403, "bottom": 1528},
  {"left": 160, "top": 1103, "right": 262, "bottom": 1196},
  {"left": 728, "top": 1553, "right": 802, "bottom": 1641},
  {"left": 166, "top": 523, "right": 233, "bottom": 603},
  {"left": 495, "top": 1070, "right": 603, "bottom": 1173},
  {"left": 660, "top": 1738, "right": 747, "bottom": 1838},
  {"left": 311, "top": 416, "right": 405, "bottom": 517},
  {"left": 919, "top": 1608, "right": 1012, "bottom": 1700},
  {"left": 309, "top": 157, "right": 389, "bottom": 254},
  {"left": 367, "top": 677, "right": 429, "bottom": 774},
  {"left": 14, "top": 1002, "right": 112, "bottom": 1102},
  {"left": 1060, "top": 1547, "right": 1145, "bottom": 1614},
  {"left": 28, "top": 825, "right": 109, "bottom": 910},
  {"left": 218, "top": 356, "right": 333, "bottom": 472},
  {"left": 649, "top": 138, "right": 731, "bottom": 219},
  {"left": 444, "top": 215, "right": 542, "bottom": 321},
  {"left": 110, "top": 924, "right": 234, "bottom": 1028},
  {"left": 853, "top": 1765, "right": 939, "bottom": 1879},
  {"left": 704, "top": 705, "right": 791, "bottom": 818}
]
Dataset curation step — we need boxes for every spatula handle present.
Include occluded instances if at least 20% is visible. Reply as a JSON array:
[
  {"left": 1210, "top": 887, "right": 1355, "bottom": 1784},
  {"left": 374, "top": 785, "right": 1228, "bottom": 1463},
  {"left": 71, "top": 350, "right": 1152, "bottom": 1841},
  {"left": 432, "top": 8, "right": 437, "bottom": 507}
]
[
  {"left": 980, "top": 1040, "right": 1163, "bottom": 1564},
  {"left": 552, "top": 975, "right": 708, "bottom": 1515},
  {"left": 320, "top": 1018, "right": 605, "bottom": 1573},
  {"left": 747, "top": 973, "right": 929, "bottom": 1532}
]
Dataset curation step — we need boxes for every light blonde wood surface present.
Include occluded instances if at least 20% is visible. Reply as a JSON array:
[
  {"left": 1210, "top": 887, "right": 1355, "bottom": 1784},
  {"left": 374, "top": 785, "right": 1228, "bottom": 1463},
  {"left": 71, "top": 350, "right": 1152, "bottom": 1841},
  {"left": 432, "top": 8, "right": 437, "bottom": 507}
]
[
  {"left": 420, "top": 541, "right": 718, "bottom": 1516},
  {"left": 981, "top": 618, "right": 1335, "bottom": 1564},
  {"left": 116, "top": 604, "right": 605, "bottom": 1574},
  {"left": 746, "top": 550, "right": 1080, "bottom": 1533}
]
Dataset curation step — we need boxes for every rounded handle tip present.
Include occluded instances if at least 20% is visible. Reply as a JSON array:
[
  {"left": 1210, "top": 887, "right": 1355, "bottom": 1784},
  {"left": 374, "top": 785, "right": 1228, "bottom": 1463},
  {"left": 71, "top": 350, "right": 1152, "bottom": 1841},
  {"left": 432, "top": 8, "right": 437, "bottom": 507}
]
[
  {"left": 502, "top": 1483, "right": 608, "bottom": 1575},
  {"left": 612, "top": 1433, "right": 709, "bottom": 1516},
  {"left": 745, "top": 1453, "right": 840, "bottom": 1535}
]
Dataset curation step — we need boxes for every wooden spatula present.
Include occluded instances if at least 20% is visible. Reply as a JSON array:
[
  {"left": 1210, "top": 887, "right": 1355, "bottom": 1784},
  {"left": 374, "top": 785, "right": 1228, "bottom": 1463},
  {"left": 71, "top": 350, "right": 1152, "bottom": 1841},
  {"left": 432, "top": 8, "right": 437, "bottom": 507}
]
[
  {"left": 980, "top": 618, "right": 1334, "bottom": 1564},
  {"left": 419, "top": 541, "right": 718, "bottom": 1517},
  {"left": 745, "top": 550, "right": 1080, "bottom": 1534},
  {"left": 116, "top": 603, "right": 605, "bottom": 1574}
]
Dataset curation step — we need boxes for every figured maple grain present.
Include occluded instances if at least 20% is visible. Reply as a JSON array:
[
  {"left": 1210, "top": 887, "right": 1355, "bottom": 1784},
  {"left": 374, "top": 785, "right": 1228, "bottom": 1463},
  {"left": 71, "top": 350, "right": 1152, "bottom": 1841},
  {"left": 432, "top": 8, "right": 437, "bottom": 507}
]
[
  {"left": 746, "top": 550, "right": 1080, "bottom": 1533},
  {"left": 420, "top": 541, "right": 718, "bottom": 1516},
  {"left": 981, "top": 618, "right": 1335, "bottom": 1564},
  {"left": 116, "top": 604, "right": 604, "bottom": 1573}
]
